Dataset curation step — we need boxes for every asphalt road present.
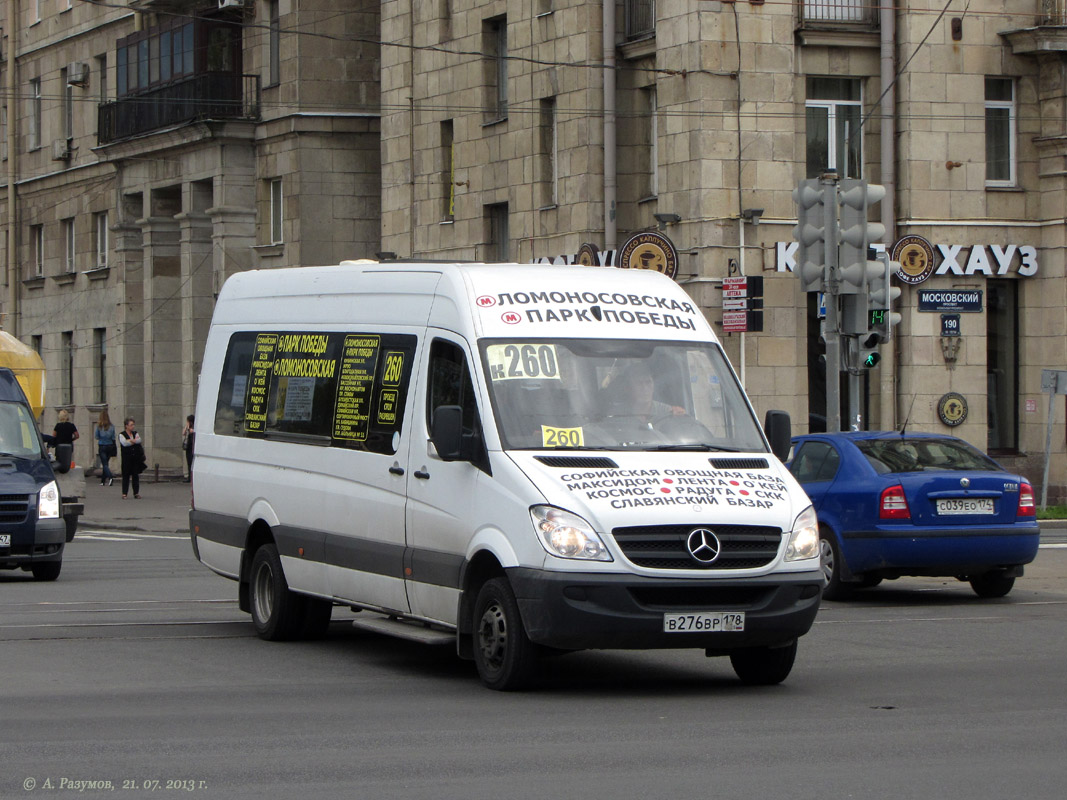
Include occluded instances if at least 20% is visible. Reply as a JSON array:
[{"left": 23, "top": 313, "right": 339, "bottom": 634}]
[{"left": 2, "top": 487, "right": 1066, "bottom": 799}]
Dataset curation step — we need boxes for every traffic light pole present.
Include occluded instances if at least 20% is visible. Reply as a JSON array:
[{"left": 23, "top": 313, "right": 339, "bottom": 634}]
[{"left": 821, "top": 174, "right": 842, "bottom": 433}]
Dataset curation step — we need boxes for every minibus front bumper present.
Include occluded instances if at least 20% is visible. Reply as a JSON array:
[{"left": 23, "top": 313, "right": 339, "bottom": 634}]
[{"left": 507, "top": 568, "right": 822, "bottom": 651}]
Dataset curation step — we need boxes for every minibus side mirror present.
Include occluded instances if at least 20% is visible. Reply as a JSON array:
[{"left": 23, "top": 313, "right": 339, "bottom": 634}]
[
  {"left": 54, "top": 443, "right": 73, "bottom": 474},
  {"left": 431, "top": 405, "right": 465, "bottom": 461},
  {"left": 763, "top": 410, "right": 791, "bottom": 462}
]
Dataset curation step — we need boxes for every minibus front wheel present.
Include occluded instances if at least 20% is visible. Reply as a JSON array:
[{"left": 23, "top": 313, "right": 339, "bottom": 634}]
[{"left": 472, "top": 577, "right": 539, "bottom": 691}]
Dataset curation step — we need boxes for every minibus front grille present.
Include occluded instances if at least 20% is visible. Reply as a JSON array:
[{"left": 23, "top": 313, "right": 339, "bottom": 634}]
[
  {"left": 628, "top": 585, "right": 772, "bottom": 609},
  {"left": 534, "top": 455, "right": 619, "bottom": 469},
  {"left": 611, "top": 524, "right": 782, "bottom": 570},
  {"left": 709, "top": 457, "right": 769, "bottom": 470},
  {"left": 0, "top": 494, "right": 31, "bottom": 523}
]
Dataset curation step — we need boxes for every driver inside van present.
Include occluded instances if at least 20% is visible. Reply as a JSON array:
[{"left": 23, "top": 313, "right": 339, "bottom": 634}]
[{"left": 605, "top": 363, "right": 684, "bottom": 426}]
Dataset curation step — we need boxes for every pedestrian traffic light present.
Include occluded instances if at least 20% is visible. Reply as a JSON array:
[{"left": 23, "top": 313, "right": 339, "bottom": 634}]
[
  {"left": 837, "top": 180, "right": 886, "bottom": 295},
  {"left": 868, "top": 252, "right": 902, "bottom": 342},
  {"left": 792, "top": 179, "right": 830, "bottom": 293},
  {"left": 858, "top": 330, "right": 882, "bottom": 369}
]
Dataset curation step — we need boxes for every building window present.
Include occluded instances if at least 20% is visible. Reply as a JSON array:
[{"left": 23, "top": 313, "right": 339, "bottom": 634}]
[
  {"left": 63, "top": 331, "right": 75, "bottom": 406},
  {"left": 97, "top": 54, "right": 108, "bottom": 102},
  {"left": 802, "top": 0, "right": 873, "bottom": 23},
  {"left": 32, "top": 336, "right": 43, "bottom": 355},
  {"left": 94, "top": 328, "right": 107, "bottom": 403},
  {"left": 63, "top": 218, "right": 76, "bottom": 273},
  {"left": 269, "top": 0, "right": 281, "bottom": 86},
  {"left": 440, "top": 120, "right": 454, "bottom": 220},
  {"left": 62, "top": 70, "right": 74, "bottom": 141},
  {"left": 94, "top": 212, "right": 109, "bottom": 269},
  {"left": 485, "top": 203, "right": 509, "bottom": 261},
  {"left": 987, "top": 281, "right": 1018, "bottom": 452},
  {"left": 539, "top": 97, "right": 558, "bottom": 207},
  {"left": 985, "top": 77, "right": 1015, "bottom": 186},
  {"left": 269, "top": 179, "right": 283, "bottom": 244},
  {"left": 625, "top": 0, "right": 655, "bottom": 40},
  {"left": 29, "top": 78, "right": 42, "bottom": 150},
  {"left": 484, "top": 16, "right": 507, "bottom": 121},
  {"left": 806, "top": 77, "right": 862, "bottom": 179},
  {"left": 31, "top": 224, "right": 44, "bottom": 277}
]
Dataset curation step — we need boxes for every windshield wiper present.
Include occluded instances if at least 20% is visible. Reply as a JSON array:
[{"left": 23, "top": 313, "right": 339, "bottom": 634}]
[{"left": 652, "top": 444, "right": 740, "bottom": 452}]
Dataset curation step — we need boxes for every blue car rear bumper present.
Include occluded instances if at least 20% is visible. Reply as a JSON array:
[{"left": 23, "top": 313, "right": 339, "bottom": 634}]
[{"left": 840, "top": 524, "right": 1040, "bottom": 574}]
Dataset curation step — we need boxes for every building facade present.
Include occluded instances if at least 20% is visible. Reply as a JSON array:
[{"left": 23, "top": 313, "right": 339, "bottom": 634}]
[
  {"left": 1, "top": 0, "right": 382, "bottom": 472},
  {"left": 3, "top": 0, "right": 1065, "bottom": 499},
  {"left": 380, "top": 0, "right": 1067, "bottom": 501}
]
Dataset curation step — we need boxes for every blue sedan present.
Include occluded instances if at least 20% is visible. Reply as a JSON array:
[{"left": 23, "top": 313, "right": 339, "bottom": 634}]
[{"left": 787, "top": 432, "right": 1040, "bottom": 599}]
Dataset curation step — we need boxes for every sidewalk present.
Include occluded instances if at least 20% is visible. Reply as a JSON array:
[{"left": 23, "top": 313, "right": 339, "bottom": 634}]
[{"left": 79, "top": 475, "right": 193, "bottom": 535}]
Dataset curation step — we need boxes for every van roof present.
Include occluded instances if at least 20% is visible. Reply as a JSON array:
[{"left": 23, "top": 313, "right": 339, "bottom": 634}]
[{"left": 211, "top": 262, "right": 713, "bottom": 341}]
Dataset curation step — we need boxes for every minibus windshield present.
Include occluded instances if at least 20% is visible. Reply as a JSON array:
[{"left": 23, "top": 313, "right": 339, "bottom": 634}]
[{"left": 479, "top": 338, "right": 767, "bottom": 452}]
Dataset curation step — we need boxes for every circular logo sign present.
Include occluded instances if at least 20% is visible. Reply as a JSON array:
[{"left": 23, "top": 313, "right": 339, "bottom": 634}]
[
  {"left": 617, "top": 231, "right": 679, "bottom": 279},
  {"left": 575, "top": 242, "right": 601, "bottom": 267},
  {"left": 937, "top": 392, "right": 968, "bottom": 427},
  {"left": 686, "top": 528, "right": 722, "bottom": 565},
  {"left": 892, "top": 235, "right": 936, "bottom": 285}
]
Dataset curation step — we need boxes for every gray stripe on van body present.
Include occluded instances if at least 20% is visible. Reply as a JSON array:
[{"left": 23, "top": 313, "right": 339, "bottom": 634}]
[{"left": 190, "top": 508, "right": 465, "bottom": 589}]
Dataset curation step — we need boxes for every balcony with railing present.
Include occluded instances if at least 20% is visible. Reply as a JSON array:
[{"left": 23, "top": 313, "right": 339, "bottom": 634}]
[
  {"left": 1001, "top": 0, "right": 1067, "bottom": 56},
  {"left": 625, "top": 0, "right": 655, "bottom": 41},
  {"left": 801, "top": 0, "right": 878, "bottom": 25},
  {"left": 98, "top": 73, "right": 260, "bottom": 145}
]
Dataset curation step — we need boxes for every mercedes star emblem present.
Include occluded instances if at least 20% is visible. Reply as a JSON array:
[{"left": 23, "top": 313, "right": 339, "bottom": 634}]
[{"left": 686, "top": 528, "right": 722, "bottom": 565}]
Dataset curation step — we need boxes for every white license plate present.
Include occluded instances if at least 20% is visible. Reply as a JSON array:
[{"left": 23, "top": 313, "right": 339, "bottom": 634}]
[
  {"left": 936, "top": 498, "right": 995, "bottom": 515},
  {"left": 663, "top": 612, "right": 745, "bottom": 633},
  {"left": 0, "top": 534, "right": 10, "bottom": 548}
]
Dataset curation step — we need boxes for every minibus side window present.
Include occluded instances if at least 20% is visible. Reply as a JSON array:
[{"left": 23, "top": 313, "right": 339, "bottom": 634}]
[{"left": 428, "top": 339, "right": 478, "bottom": 433}]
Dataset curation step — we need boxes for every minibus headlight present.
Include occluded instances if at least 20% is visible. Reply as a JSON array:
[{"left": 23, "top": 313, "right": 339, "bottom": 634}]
[
  {"left": 38, "top": 481, "right": 61, "bottom": 520},
  {"left": 785, "top": 505, "right": 819, "bottom": 562},
  {"left": 531, "top": 506, "right": 613, "bottom": 562}
]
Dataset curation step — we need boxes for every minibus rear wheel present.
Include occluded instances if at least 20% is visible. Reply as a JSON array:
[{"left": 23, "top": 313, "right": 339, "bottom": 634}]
[
  {"left": 249, "top": 543, "right": 305, "bottom": 641},
  {"left": 472, "top": 578, "right": 539, "bottom": 691}
]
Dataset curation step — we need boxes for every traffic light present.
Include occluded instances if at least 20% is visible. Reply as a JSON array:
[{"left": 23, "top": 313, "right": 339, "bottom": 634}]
[
  {"left": 858, "top": 330, "right": 882, "bottom": 369},
  {"left": 792, "top": 179, "right": 830, "bottom": 293},
  {"left": 868, "top": 252, "right": 902, "bottom": 342},
  {"left": 837, "top": 180, "right": 886, "bottom": 295}
]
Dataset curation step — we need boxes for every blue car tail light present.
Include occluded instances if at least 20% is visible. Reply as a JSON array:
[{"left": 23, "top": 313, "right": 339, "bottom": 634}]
[
  {"left": 879, "top": 485, "right": 910, "bottom": 519},
  {"left": 1017, "top": 482, "right": 1036, "bottom": 517}
]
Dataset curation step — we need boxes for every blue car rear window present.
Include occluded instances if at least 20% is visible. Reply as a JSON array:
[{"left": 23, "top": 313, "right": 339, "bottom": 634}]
[{"left": 855, "top": 438, "right": 999, "bottom": 474}]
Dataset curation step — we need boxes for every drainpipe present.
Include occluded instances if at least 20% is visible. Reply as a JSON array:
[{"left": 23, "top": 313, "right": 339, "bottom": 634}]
[
  {"left": 880, "top": 2, "right": 897, "bottom": 430},
  {"left": 5, "top": 0, "right": 18, "bottom": 334},
  {"left": 603, "top": 0, "right": 617, "bottom": 251}
]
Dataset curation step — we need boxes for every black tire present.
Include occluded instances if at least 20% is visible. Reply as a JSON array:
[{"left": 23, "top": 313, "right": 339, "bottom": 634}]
[
  {"left": 969, "top": 570, "right": 1016, "bottom": 598},
  {"left": 472, "top": 577, "right": 539, "bottom": 691},
  {"left": 819, "top": 529, "right": 853, "bottom": 601},
  {"left": 730, "top": 640, "right": 798, "bottom": 686},
  {"left": 856, "top": 574, "right": 883, "bottom": 589},
  {"left": 249, "top": 544, "right": 305, "bottom": 641},
  {"left": 64, "top": 515, "right": 78, "bottom": 543},
  {"left": 31, "top": 561, "right": 62, "bottom": 582}
]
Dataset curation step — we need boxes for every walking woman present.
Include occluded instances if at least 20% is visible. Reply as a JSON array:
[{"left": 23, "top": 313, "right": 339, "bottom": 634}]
[
  {"left": 95, "top": 410, "right": 116, "bottom": 486},
  {"left": 118, "top": 416, "right": 144, "bottom": 499}
]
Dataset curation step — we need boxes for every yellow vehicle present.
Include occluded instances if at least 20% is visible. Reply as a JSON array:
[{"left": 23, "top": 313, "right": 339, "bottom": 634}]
[{"left": 0, "top": 331, "right": 46, "bottom": 419}]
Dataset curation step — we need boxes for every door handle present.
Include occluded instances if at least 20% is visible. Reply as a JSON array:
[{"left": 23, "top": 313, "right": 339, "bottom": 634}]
[
  {"left": 388, "top": 464, "right": 405, "bottom": 476},
  {"left": 414, "top": 469, "right": 430, "bottom": 480}
]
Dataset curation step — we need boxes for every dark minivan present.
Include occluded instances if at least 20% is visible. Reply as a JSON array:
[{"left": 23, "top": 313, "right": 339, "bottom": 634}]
[{"left": 0, "top": 368, "right": 68, "bottom": 581}]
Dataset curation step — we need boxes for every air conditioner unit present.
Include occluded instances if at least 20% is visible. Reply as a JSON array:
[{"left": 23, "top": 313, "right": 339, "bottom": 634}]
[
  {"left": 52, "top": 139, "right": 72, "bottom": 161},
  {"left": 66, "top": 62, "right": 90, "bottom": 87},
  {"left": 218, "top": 0, "right": 242, "bottom": 7}
]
